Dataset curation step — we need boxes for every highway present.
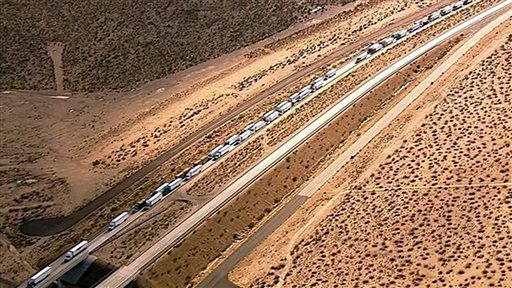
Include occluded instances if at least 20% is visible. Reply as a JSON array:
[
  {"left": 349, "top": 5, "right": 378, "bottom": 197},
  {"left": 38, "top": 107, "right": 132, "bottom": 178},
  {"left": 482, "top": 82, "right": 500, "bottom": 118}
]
[
  {"left": 21, "top": 5, "right": 447, "bottom": 287},
  {"left": 96, "top": 1, "right": 512, "bottom": 287},
  {"left": 198, "top": 5, "right": 512, "bottom": 286},
  {"left": 19, "top": 0, "right": 499, "bottom": 286}
]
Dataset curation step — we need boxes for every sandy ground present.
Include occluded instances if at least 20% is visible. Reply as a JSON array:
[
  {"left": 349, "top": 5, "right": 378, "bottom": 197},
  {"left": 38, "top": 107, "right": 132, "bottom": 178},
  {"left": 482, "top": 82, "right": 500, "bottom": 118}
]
[
  {"left": 231, "top": 15, "right": 512, "bottom": 288},
  {"left": 0, "top": 0, "right": 480, "bottom": 283},
  {"left": 140, "top": 11, "right": 475, "bottom": 288}
]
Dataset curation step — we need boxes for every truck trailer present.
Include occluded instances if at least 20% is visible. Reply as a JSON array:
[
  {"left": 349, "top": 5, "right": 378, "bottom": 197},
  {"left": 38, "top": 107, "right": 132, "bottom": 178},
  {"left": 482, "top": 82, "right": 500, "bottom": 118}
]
[
  {"left": 262, "top": 110, "right": 280, "bottom": 123},
  {"left": 109, "top": 212, "right": 129, "bottom": 230},
  {"left": 144, "top": 192, "right": 163, "bottom": 209},
  {"left": 243, "top": 123, "right": 254, "bottom": 132},
  {"left": 367, "top": 43, "right": 384, "bottom": 54},
  {"left": 64, "top": 240, "right": 88, "bottom": 261},
  {"left": 185, "top": 165, "right": 203, "bottom": 180},
  {"left": 392, "top": 29, "right": 408, "bottom": 40},
  {"left": 168, "top": 178, "right": 183, "bottom": 191},
  {"left": 380, "top": 37, "right": 396, "bottom": 47},
  {"left": 251, "top": 120, "right": 266, "bottom": 132},
  {"left": 440, "top": 5, "right": 453, "bottom": 15},
  {"left": 276, "top": 101, "right": 292, "bottom": 114},
  {"left": 155, "top": 183, "right": 170, "bottom": 195},
  {"left": 298, "top": 88, "right": 312, "bottom": 99},
  {"left": 215, "top": 144, "right": 232, "bottom": 159},
  {"left": 289, "top": 92, "right": 301, "bottom": 103},
  {"left": 453, "top": 1, "right": 463, "bottom": 10},
  {"left": 132, "top": 200, "right": 146, "bottom": 213},
  {"left": 428, "top": 11, "right": 441, "bottom": 22},
  {"left": 326, "top": 68, "right": 337, "bottom": 79},
  {"left": 27, "top": 266, "right": 51, "bottom": 288},
  {"left": 312, "top": 77, "right": 325, "bottom": 90},
  {"left": 208, "top": 144, "right": 224, "bottom": 160},
  {"left": 356, "top": 51, "right": 370, "bottom": 63},
  {"left": 238, "top": 129, "right": 253, "bottom": 142},
  {"left": 225, "top": 134, "right": 241, "bottom": 146}
]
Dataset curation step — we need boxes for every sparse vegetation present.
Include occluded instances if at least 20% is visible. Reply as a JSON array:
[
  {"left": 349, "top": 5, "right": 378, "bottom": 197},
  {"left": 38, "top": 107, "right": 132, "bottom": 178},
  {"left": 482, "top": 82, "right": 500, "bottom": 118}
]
[
  {"left": 0, "top": 0, "right": 355, "bottom": 92},
  {"left": 258, "top": 33, "right": 512, "bottom": 288}
]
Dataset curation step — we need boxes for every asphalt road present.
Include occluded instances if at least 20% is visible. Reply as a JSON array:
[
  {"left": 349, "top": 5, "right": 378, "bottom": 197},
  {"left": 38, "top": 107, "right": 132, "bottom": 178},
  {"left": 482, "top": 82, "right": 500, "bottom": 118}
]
[
  {"left": 95, "top": 2, "right": 512, "bottom": 287},
  {"left": 19, "top": 0, "right": 452, "bottom": 237},
  {"left": 197, "top": 5, "right": 512, "bottom": 286}
]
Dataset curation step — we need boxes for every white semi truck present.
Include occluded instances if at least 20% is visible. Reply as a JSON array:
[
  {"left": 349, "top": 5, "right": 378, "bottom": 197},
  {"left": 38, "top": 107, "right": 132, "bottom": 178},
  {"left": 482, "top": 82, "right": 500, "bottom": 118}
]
[
  {"left": 276, "top": 101, "right": 292, "bottom": 114},
  {"left": 441, "top": 5, "right": 453, "bottom": 15},
  {"left": 251, "top": 120, "right": 266, "bottom": 132},
  {"left": 109, "top": 212, "right": 129, "bottom": 230},
  {"left": 64, "top": 240, "right": 88, "bottom": 262},
  {"left": 367, "top": 43, "right": 384, "bottom": 54},
  {"left": 144, "top": 191, "right": 163, "bottom": 210},
  {"left": 262, "top": 110, "right": 280, "bottom": 123},
  {"left": 225, "top": 134, "right": 241, "bottom": 146},
  {"left": 208, "top": 144, "right": 224, "bottom": 160},
  {"left": 27, "top": 266, "right": 51, "bottom": 288},
  {"left": 238, "top": 129, "right": 253, "bottom": 142},
  {"left": 168, "top": 178, "right": 183, "bottom": 192},
  {"left": 186, "top": 164, "right": 203, "bottom": 180}
]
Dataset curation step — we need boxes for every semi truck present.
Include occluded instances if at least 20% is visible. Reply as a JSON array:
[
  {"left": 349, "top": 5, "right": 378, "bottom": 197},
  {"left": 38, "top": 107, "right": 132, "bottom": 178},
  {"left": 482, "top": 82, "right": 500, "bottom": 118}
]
[
  {"left": 27, "top": 266, "right": 51, "bottom": 288},
  {"left": 239, "top": 129, "right": 253, "bottom": 142},
  {"left": 225, "top": 134, "right": 241, "bottom": 146},
  {"left": 380, "top": 37, "right": 396, "bottom": 47},
  {"left": 440, "top": 5, "right": 453, "bottom": 15},
  {"left": 326, "top": 68, "right": 337, "bottom": 79},
  {"left": 208, "top": 144, "right": 224, "bottom": 159},
  {"left": 109, "top": 212, "right": 129, "bottom": 230},
  {"left": 186, "top": 164, "right": 203, "bottom": 180},
  {"left": 356, "top": 51, "right": 370, "bottom": 63},
  {"left": 453, "top": 1, "right": 463, "bottom": 10},
  {"left": 367, "top": 43, "right": 384, "bottom": 54},
  {"left": 64, "top": 240, "right": 88, "bottom": 262},
  {"left": 262, "top": 110, "right": 280, "bottom": 123},
  {"left": 289, "top": 92, "right": 301, "bottom": 103},
  {"left": 276, "top": 101, "right": 292, "bottom": 114},
  {"left": 392, "top": 29, "right": 408, "bottom": 40},
  {"left": 428, "top": 11, "right": 441, "bottom": 22},
  {"left": 144, "top": 192, "right": 163, "bottom": 209},
  {"left": 251, "top": 120, "right": 266, "bottom": 132},
  {"left": 463, "top": 0, "right": 472, "bottom": 4}
]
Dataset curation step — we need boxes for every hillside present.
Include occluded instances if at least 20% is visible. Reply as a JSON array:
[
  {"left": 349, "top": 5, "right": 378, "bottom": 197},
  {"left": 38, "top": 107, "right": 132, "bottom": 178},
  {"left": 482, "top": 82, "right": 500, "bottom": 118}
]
[{"left": 0, "top": 0, "right": 349, "bottom": 92}]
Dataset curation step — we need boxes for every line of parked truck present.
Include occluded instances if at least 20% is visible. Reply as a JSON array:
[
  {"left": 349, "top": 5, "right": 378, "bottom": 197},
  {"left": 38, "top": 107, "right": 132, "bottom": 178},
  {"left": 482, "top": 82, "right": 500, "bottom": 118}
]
[
  {"left": 126, "top": 0, "right": 475, "bottom": 220},
  {"left": 129, "top": 68, "right": 341, "bottom": 215},
  {"left": 24, "top": 1, "right": 477, "bottom": 286},
  {"left": 356, "top": 0, "right": 471, "bottom": 64}
]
